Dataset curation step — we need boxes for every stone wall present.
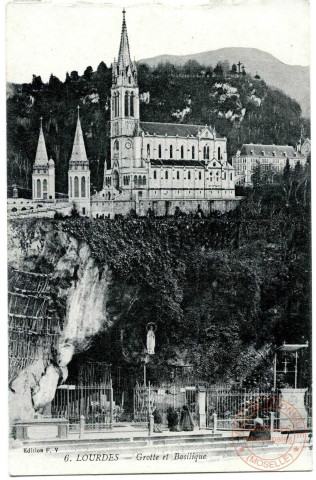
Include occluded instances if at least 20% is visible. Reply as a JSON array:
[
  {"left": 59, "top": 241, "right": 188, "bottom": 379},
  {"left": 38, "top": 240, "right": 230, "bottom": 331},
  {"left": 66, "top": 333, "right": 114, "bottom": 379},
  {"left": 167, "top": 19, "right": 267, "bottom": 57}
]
[{"left": 91, "top": 197, "right": 243, "bottom": 218}]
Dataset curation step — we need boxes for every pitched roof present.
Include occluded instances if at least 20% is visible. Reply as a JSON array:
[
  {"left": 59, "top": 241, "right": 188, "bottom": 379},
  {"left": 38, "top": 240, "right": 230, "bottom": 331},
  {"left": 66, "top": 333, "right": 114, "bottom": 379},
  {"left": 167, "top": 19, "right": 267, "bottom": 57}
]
[
  {"left": 150, "top": 159, "right": 205, "bottom": 167},
  {"left": 70, "top": 112, "right": 89, "bottom": 164},
  {"left": 240, "top": 144, "right": 303, "bottom": 158},
  {"left": 34, "top": 121, "right": 48, "bottom": 165},
  {"left": 140, "top": 122, "right": 212, "bottom": 138}
]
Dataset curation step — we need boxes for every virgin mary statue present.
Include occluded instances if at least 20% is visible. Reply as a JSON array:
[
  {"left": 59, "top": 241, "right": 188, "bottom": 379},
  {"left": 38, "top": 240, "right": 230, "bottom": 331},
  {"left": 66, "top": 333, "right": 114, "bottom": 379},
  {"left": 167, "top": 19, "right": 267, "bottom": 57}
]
[{"left": 146, "top": 324, "right": 156, "bottom": 355}]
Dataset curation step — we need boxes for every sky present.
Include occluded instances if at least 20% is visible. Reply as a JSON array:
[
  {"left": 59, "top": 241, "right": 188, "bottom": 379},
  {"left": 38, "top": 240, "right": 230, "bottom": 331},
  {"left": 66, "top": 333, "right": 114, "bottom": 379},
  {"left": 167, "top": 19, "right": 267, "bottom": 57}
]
[{"left": 6, "top": 0, "right": 310, "bottom": 84}]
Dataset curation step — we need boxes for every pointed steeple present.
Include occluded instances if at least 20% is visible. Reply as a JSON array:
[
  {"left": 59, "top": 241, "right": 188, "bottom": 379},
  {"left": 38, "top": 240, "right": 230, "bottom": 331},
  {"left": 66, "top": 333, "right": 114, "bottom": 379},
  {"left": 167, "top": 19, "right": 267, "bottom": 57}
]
[
  {"left": 34, "top": 117, "right": 49, "bottom": 165},
  {"left": 70, "top": 106, "right": 88, "bottom": 164},
  {"left": 118, "top": 8, "right": 132, "bottom": 69}
]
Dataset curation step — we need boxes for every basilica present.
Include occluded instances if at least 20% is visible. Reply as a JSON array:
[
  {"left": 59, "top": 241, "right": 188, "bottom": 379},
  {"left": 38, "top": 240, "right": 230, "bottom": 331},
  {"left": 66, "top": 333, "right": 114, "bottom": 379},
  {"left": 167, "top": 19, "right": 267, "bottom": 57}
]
[{"left": 31, "top": 10, "right": 239, "bottom": 218}]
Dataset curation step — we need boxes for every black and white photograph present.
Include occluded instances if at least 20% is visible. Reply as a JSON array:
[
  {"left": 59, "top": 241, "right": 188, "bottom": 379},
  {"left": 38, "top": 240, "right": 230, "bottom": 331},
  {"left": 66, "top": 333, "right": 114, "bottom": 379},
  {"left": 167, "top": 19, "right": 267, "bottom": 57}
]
[{"left": 5, "top": 0, "right": 312, "bottom": 475}]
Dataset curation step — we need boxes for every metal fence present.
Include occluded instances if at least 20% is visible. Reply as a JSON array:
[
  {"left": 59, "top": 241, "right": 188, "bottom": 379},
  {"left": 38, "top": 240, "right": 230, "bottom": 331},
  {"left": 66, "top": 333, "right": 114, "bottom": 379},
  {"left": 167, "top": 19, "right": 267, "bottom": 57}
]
[
  {"left": 51, "top": 382, "right": 113, "bottom": 432},
  {"left": 133, "top": 382, "right": 197, "bottom": 425},
  {"left": 206, "top": 387, "right": 312, "bottom": 432}
]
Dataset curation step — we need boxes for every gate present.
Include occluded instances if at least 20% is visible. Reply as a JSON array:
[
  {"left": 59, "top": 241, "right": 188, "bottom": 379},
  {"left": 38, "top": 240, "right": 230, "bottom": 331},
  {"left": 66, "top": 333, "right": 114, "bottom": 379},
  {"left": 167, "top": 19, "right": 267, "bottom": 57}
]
[
  {"left": 133, "top": 383, "right": 197, "bottom": 426},
  {"left": 206, "top": 388, "right": 276, "bottom": 431},
  {"left": 51, "top": 382, "right": 113, "bottom": 432}
]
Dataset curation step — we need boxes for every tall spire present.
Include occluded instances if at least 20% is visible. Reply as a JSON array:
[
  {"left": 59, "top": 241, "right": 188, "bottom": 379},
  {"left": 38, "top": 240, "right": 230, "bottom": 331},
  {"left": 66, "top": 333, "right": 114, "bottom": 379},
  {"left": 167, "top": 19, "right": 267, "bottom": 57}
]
[
  {"left": 70, "top": 106, "right": 88, "bottom": 163},
  {"left": 34, "top": 117, "right": 49, "bottom": 165},
  {"left": 118, "top": 7, "right": 132, "bottom": 69}
]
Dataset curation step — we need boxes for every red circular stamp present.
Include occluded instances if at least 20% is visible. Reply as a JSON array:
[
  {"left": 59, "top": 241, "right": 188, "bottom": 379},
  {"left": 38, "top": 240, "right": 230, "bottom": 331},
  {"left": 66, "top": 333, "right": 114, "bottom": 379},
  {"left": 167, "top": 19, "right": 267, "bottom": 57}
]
[{"left": 231, "top": 396, "right": 306, "bottom": 471}]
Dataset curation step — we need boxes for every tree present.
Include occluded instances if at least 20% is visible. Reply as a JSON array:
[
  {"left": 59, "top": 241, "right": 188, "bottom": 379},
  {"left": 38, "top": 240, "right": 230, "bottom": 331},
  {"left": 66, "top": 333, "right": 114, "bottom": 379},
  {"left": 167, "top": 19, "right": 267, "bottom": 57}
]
[
  {"left": 183, "top": 60, "right": 202, "bottom": 76},
  {"left": 31, "top": 75, "right": 43, "bottom": 91},
  {"left": 84, "top": 66, "right": 93, "bottom": 81},
  {"left": 97, "top": 61, "right": 108, "bottom": 75},
  {"left": 231, "top": 64, "right": 237, "bottom": 74},
  {"left": 252, "top": 164, "right": 262, "bottom": 189},
  {"left": 214, "top": 63, "right": 223, "bottom": 76},
  {"left": 70, "top": 71, "right": 79, "bottom": 81},
  {"left": 48, "top": 74, "right": 63, "bottom": 94}
]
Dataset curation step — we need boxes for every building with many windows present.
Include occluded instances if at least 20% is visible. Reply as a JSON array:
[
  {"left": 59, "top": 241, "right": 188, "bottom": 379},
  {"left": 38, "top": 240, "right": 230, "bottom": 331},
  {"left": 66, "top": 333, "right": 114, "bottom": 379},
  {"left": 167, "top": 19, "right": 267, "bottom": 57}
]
[
  {"left": 27, "top": 9, "right": 240, "bottom": 218},
  {"left": 91, "top": 9, "right": 238, "bottom": 217},
  {"left": 232, "top": 143, "right": 307, "bottom": 187}
]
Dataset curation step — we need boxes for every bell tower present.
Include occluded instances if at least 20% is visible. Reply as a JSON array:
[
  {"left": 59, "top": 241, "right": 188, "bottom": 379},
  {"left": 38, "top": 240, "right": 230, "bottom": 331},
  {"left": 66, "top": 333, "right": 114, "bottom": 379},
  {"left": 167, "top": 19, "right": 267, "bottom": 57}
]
[
  {"left": 68, "top": 107, "right": 90, "bottom": 216},
  {"left": 110, "top": 9, "right": 140, "bottom": 172}
]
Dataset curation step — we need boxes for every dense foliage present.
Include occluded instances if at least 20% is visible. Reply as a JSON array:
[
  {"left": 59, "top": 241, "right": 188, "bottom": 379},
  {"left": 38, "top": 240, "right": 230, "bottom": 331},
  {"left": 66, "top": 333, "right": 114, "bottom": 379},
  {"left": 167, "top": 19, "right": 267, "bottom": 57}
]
[
  {"left": 7, "top": 60, "right": 309, "bottom": 195},
  {"left": 39, "top": 163, "right": 308, "bottom": 389}
]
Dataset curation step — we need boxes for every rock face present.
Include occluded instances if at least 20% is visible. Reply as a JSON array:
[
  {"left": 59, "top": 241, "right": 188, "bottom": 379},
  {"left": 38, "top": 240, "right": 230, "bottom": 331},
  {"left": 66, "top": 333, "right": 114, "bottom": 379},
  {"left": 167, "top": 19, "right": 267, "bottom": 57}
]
[{"left": 8, "top": 220, "right": 111, "bottom": 423}]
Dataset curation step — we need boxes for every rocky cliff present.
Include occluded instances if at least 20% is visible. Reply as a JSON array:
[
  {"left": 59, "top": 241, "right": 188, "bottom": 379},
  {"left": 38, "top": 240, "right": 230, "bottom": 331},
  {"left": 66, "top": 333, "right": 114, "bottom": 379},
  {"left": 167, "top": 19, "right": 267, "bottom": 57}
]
[{"left": 8, "top": 220, "right": 112, "bottom": 423}]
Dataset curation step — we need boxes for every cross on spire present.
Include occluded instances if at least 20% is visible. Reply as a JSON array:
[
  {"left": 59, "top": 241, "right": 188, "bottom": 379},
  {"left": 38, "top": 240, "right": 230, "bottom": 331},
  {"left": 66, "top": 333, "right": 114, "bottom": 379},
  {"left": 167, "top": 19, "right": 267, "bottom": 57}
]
[{"left": 118, "top": 7, "right": 132, "bottom": 69}]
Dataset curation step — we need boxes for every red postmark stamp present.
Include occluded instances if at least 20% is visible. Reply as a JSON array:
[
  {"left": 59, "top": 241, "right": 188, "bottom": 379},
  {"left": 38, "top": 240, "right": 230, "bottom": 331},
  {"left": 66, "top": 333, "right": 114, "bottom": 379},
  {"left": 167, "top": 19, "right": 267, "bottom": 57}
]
[{"left": 231, "top": 396, "right": 306, "bottom": 471}]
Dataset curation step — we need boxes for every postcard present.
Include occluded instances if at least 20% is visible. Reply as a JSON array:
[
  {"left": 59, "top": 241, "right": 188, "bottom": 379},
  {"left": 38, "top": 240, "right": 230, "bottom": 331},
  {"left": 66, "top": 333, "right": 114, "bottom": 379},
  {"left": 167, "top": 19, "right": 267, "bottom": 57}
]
[{"left": 6, "top": 0, "right": 312, "bottom": 475}]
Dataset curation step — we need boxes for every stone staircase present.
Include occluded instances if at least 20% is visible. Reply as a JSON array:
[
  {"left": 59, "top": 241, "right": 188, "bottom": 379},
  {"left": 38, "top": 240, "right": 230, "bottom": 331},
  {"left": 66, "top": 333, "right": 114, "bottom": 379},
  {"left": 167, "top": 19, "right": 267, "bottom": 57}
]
[{"left": 16, "top": 431, "right": 302, "bottom": 461}]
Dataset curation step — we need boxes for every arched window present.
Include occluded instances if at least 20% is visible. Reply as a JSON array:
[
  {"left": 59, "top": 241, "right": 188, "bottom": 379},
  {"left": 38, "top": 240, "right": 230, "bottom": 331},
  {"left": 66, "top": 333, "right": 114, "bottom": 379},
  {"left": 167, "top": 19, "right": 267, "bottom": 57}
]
[
  {"left": 116, "top": 93, "right": 120, "bottom": 117},
  {"left": 138, "top": 175, "right": 142, "bottom": 186},
  {"left": 142, "top": 176, "right": 146, "bottom": 185},
  {"left": 37, "top": 179, "right": 41, "bottom": 198},
  {"left": 130, "top": 92, "right": 134, "bottom": 117},
  {"left": 188, "top": 171, "right": 191, "bottom": 180},
  {"left": 81, "top": 176, "right": 86, "bottom": 197},
  {"left": 114, "top": 93, "right": 117, "bottom": 117},
  {"left": 134, "top": 175, "right": 138, "bottom": 186},
  {"left": 70, "top": 177, "right": 72, "bottom": 197},
  {"left": 165, "top": 170, "right": 168, "bottom": 179},
  {"left": 199, "top": 171, "right": 202, "bottom": 180},
  {"left": 218, "top": 146, "right": 221, "bottom": 160},
  {"left": 43, "top": 179, "right": 47, "bottom": 191},
  {"left": 203, "top": 145, "right": 210, "bottom": 160},
  {"left": 74, "top": 176, "right": 79, "bottom": 197},
  {"left": 147, "top": 144, "right": 151, "bottom": 157},
  {"left": 158, "top": 144, "right": 162, "bottom": 159},
  {"left": 192, "top": 146, "right": 195, "bottom": 159},
  {"left": 181, "top": 145, "right": 184, "bottom": 159},
  {"left": 114, "top": 140, "right": 119, "bottom": 152},
  {"left": 153, "top": 170, "right": 157, "bottom": 179},
  {"left": 177, "top": 171, "right": 180, "bottom": 180},
  {"left": 125, "top": 92, "right": 129, "bottom": 116},
  {"left": 170, "top": 145, "right": 173, "bottom": 159}
]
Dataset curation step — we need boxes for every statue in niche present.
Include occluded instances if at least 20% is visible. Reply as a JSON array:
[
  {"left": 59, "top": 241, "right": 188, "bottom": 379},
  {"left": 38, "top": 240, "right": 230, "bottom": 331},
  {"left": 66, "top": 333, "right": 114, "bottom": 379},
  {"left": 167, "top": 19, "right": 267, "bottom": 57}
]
[{"left": 146, "top": 323, "right": 156, "bottom": 355}]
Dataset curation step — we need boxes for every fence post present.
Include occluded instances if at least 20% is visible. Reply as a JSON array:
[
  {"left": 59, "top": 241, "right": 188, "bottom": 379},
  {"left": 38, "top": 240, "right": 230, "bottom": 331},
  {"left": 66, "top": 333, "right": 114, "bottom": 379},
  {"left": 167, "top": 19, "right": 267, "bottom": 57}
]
[
  {"left": 197, "top": 386, "right": 206, "bottom": 429},
  {"left": 269, "top": 411, "right": 274, "bottom": 434},
  {"left": 79, "top": 415, "right": 85, "bottom": 438},
  {"left": 213, "top": 413, "right": 218, "bottom": 434},
  {"left": 149, "top": 414, "right": 154, "bottom": 436}
]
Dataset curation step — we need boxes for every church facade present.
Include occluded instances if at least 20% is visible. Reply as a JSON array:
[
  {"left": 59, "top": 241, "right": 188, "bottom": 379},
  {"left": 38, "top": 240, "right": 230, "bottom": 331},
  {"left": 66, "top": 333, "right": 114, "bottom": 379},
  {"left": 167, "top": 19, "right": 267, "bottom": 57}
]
[
  {"left": 29, "top": 10, "right": 240, "bottom": 219},
  {"left": 91, "top": 10, "right": 238, "bottom": 218}
]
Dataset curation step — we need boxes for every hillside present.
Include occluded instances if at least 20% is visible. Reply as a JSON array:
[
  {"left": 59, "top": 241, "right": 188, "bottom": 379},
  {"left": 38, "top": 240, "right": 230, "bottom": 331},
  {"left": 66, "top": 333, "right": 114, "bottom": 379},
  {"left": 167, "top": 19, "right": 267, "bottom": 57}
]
[
  {"left": 7, "top": 61, "right": 310, "bottom": 195},
  {"left": 8, "top": 169, "right": 311, "bottom": 388},
  {"left": 140, "top": 48, "right": 310, "bottom": 117}
]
